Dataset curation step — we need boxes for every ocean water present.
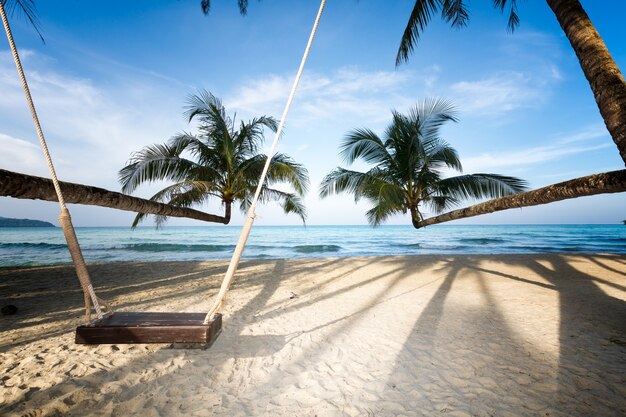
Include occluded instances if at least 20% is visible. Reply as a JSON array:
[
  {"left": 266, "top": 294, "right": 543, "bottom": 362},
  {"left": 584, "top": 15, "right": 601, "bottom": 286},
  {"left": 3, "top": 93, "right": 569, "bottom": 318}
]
[{"left": 0, "top": 224, "right": 625, "bottom": 267}]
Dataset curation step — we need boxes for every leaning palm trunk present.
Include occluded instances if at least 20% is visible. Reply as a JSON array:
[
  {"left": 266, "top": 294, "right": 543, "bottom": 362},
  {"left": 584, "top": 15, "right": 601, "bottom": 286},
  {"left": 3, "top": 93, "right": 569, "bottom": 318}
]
[
  {"left": 547, "top": 0, "right": 626, "bottom": 165},
  {"left": 0, "top": 169, "right": 229, "bottom": 224},
  {"left": 415, "top": 170, "right": 626, "bottom": 228}
]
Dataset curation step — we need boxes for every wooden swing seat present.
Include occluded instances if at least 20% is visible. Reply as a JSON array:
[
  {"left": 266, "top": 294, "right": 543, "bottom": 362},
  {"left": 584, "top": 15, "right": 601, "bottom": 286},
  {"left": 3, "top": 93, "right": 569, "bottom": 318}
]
[
  {"left": 3, "top": 0, "right": 325, "bottom": 350},
  {"left": 75, "top": 312, "right": 222, "bottom": 345}
]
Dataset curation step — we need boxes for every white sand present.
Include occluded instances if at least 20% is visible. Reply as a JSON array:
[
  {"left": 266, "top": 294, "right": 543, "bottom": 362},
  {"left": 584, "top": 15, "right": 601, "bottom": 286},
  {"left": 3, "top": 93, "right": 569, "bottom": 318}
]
[{"left": 1, "top": 254, "right": 625, "bottom": 416}]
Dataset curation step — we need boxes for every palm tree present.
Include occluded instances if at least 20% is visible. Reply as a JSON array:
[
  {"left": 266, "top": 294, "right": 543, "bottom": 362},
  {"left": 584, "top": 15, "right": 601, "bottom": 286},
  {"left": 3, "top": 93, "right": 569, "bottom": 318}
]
[
  {"left": 319, "top": 99, "right": 528, "bottom": 228},
  {"left": 119, "top": 90, "right": 309, "bottom": 227},
  {"left": 396, "top": 0, "right": 626, "bottom": 166}
]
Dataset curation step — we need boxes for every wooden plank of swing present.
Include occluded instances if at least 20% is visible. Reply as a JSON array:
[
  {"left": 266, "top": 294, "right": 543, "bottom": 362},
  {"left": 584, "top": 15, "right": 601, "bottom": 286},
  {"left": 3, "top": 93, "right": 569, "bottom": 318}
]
[{"left": 75, "top": 312, "right": 222, "bottom": 345}]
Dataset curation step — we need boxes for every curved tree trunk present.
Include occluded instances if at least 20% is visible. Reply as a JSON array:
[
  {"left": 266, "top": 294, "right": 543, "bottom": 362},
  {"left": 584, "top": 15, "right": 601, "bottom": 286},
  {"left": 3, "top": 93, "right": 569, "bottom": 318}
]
[
  {"left": 0, "top": 169, "right": 229, "bottom": 224},
  {"left": 415, "top": 170, "right": 626, "bottom": 228},
  {"left": 224, "top": 201, "right": 232, "bottom": 224},
  {"left": 547, "top": 0, "right": 626, "bottom": 165},
  {"left": 409, "top": 206, "right": 421, "bottom": 228}
]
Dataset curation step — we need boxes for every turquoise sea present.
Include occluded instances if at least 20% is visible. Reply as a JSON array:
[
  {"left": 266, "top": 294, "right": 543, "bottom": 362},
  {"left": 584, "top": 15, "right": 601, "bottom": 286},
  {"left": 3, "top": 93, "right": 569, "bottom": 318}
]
[{"left": 0, "top": 224, "right": 625, "bottom": 267}]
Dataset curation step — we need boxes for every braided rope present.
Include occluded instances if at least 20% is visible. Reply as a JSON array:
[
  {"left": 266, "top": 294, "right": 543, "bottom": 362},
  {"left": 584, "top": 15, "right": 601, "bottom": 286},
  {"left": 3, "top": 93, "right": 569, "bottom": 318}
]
[
  {"left": 205, "top": 0, "right": 327, "bottom": 323},
  {"left": 0, "top": 2, "right": 105, "bottom": 321},
  {"left": 0, "top": 4, "right": 66, "bottom": 208}
]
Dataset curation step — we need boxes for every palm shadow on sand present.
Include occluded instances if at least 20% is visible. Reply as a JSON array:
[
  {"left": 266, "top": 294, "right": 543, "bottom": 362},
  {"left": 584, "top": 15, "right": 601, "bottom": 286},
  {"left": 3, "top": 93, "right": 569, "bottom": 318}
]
[
  {"left": 1, "top": 255, "right": 624, "bottom": 416},
  {"left": 1, "top": 256, "right": 385, "bottom": 414},
  {"left": 378, "top": 255, "right": 625, "bottom": 416}
]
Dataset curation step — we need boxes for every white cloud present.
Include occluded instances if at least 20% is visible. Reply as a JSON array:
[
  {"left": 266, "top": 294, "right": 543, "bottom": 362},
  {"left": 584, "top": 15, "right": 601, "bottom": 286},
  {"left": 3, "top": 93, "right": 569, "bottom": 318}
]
[
  {"left": 461, "top": 126, "right": 613, "bottom": 174},
  {"left": 464, "top": 143, "right": 611, "bottom": 173},
  {"left": 227, "top": 67, "right": 417, "bottom": 127},
  {"left": 0, "top": 49, "right": 184, "bottom": 190},
  {"left": 446, "top": 30, "right": 566, "bottom": 118},
  {"left": 449, "top": 71, "right": 546, "bottom": 116},
  {"left": 550, "top": 65, "right": 563, "bottom": 81},
  {"left": 553, "top": 124, "right": 608, "bottom": 144},
  {"left": 422, "top": 65, "right": 441, "bottom": 91},
  {"left": 0, "top": 133, "right": 47, "bottom": 176},
  {"left": 229, "top": 74, "right": 291, "bottom": 114}
]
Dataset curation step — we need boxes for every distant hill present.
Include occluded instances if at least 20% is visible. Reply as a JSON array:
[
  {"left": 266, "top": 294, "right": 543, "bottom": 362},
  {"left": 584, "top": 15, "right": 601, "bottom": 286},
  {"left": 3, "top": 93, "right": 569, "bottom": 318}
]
[{"left": 0, "top": 216, "right": 55, "bottom": 227}]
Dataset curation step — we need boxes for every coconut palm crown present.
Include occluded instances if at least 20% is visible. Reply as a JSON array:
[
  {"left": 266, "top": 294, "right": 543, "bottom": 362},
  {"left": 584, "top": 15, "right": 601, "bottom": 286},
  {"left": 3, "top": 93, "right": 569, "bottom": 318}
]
[
  {"left": 320, "top": 99, "right": 528, "bottom": 227},
  {"left": 119, "top": 90, "right": 309, "bottom": 227}
]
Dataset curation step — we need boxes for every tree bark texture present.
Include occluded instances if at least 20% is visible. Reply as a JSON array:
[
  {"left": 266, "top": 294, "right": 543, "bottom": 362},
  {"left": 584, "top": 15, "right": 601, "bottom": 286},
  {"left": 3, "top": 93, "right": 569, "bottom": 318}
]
[
  {"left": 547, "top": 0, "right": 626, "bottom": 165},
  {"left": 224, "top": 201, "right": 232, "bottom": 224},
  {"left": 0, "top": 169, "right": 228, "bottom": 224},
  {"left": 410, "top": 206, "right": 420, "bottom": 228},
  {"left": 415, "top": 170, "right": 626, "bottom": 228}
]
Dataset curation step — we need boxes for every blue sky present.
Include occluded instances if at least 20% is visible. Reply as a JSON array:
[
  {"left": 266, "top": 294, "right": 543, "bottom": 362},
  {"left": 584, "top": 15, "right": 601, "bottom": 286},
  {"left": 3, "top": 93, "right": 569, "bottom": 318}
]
[{"left": 1, "top": 0, "right": 624, "bottom": 226}]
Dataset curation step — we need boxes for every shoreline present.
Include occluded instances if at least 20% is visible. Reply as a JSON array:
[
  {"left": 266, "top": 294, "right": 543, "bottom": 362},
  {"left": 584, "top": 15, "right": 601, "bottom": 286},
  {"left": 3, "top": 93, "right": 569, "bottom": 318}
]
[
  {"left": 3, "top": 250, "right": 626, "bottom": 270},
  {"left": 1, "top": 254, "right": 625, "bottom": 416}
]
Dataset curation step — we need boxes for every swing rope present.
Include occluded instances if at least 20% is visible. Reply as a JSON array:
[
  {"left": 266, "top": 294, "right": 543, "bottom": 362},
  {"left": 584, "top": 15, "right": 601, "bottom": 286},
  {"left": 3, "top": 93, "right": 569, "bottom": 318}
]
[
  {"left": 0, "top": 1, "right": 109, "bottom": 321},
  {"left": 0, "top": 0, "right": 324, "bottom": 326},
  {"left": 205, "top": 0, "right": 327, "bottom": 323}
]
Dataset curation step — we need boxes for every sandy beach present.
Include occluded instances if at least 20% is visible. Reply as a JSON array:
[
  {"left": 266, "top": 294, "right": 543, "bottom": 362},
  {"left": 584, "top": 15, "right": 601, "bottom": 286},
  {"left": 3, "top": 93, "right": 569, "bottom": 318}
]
[{"left": 1, "top": 254, "right": 625, "bottom": 416}]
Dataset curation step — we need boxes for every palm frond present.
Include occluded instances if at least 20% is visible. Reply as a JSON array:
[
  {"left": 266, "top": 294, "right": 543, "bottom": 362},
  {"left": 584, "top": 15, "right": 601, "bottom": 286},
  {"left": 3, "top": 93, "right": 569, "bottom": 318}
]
[
  {"left": 493, "top": 0, "right": 520, "bottom": 32},
  {"left": 168, "top": 132, "right": 224, "bottom": 175},
  {"left": 266, "top": 153, "right": 309, "bottom": 195},
  {"left": 161, "top": 181, "right": 218, "bottom": 205},
  {"left": 320, "top": 167, "right": 402, "bottom": 207},
  {"left": 320, "top": 168, "right": 373, "bottom": 201},
  {"left": 413, "top": 97, "right": 458, "bottom": 124},
  {"left": 396, "top": 0, "right": 441, "bottom": 66},
  {"left": 427, "top": 142, "right": 462, "bottom": 172},
  {"left": 238, "top": 0, "right": 249, "bottom": 15},
  {"left": 131, "top": 211, "right": 169, "bottom": 229},
  {"left": 436, "top": 173, "right": 528, "bottom": 201},
  {"left": 168, "top": 132, "right": 207, "bottom": 157},
  {"left": 383, "top": 100, "right": 458, "bottom": 182},
  {"left": 260, "top": 187, "right": 307, "bottom": 223},
  {"left": 441, "top": 0, "right": 469, "bottom": 28},
  {"left": 410, "top": 98, "right": 458, "bottom": 145},
  {"left": 130, "top": 181, "right": 217, "bottom": 228},
  {"left": 397, "top": 0, "right": 522, "bottom": 65},
  {"left": 200, "top": 0, "right": 249, "bottom": 15},
  {"left": 238, "top": 194, "right": 252, "bottom": 213},
  {"left": 184, "top": 89, "right": 232, "bottom": 135},
  {"left": 200, "top": 0, "right": 210, "bottom": 14},
  {"left": 153, "top": 214, "right": 170, "bottom": 229},
  {"left": 365, "top": 194, "right": 405, "bottom": 226},
  {"left": 385, "top": 111, "right": 415, "bottom": 169},
  {"left": 131, "top": 212, "right": 149, "bottom": 228},
  {"left": 386, "top": 99, "right": 457, "bottom": 157},
  {"left": 340, "top": 128, "right": 393, "bottom": 166},
  {"left": 366, "top": 180, "right": 407, "bottom": 209},
  {"left": 235, "top": 116, "right": 278, "bottom": 155},
  {"left": 4, "top": 0, "right": 44, "bottom": 42},
  {"left": 426, "top": 195, "right": 461, "bottom": 214},
  {"left": 119, "top": 144, "right": 200, "bottom": 193},
  {"left": 239, "top": 153, "right": 309, "bottom": 195},
  {"left": 128, "top": 183, "right": 189, "bottom": 229}
]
